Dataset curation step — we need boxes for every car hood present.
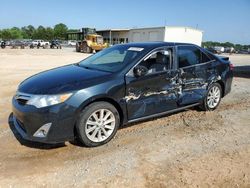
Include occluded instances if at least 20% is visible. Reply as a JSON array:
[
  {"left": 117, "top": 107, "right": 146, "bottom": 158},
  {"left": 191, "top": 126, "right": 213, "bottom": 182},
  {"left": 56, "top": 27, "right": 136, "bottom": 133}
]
[{"left": 18, "top": 64, "right": 112, "bottom": 94}]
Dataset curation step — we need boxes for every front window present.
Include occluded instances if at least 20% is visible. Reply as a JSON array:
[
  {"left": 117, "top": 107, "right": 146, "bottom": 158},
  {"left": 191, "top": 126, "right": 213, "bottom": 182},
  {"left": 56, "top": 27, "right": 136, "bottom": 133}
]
[
  {"left": 78, "top": 45, "right": 145, "bottom": 72},
  {"left": 137, "top": 48, "right": 173, "bottom": 74}
]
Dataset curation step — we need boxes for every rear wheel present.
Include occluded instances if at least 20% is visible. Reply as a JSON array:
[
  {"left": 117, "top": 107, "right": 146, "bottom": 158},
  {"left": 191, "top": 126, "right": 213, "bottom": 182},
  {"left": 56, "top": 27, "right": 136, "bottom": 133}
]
[
  {"left": 76, "top": 102, "right": 120, "bottom": 147},
  {"left": 76, "top": 43, "right": 81, "bottom": 52},
  {"left": 200, "top": 83, "right": 222, "bottom": 111}
]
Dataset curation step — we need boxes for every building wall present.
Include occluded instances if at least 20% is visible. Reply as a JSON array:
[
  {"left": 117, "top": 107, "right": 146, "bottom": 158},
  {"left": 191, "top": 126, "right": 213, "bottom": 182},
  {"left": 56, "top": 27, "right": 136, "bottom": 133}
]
[
  {"left": 129, "top": 27, "right": 165, "bottom": 43},
  {"left": 128, "top": 26, "right": 203, "bottom": 46},
  {"left": 97, "top": 26, "right": 203, "bottom": 46},
  {"left": 97, "top": 31, "right": 129, "bottom": 45},
  {"left": 164, "top": 27, "right": 203, "bottom": 46}
]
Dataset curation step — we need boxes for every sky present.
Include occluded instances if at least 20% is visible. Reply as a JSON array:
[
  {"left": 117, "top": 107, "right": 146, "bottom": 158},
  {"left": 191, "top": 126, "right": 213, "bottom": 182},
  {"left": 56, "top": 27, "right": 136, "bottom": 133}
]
[{"left": 0, "top": 0, "right": 249, "bottom": 44}]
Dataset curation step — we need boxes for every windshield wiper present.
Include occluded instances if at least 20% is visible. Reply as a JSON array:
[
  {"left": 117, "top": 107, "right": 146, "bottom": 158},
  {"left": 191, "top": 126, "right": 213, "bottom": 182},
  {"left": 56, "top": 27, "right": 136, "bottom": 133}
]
[
  {"left": 74, "top": 63, "right": 92, "bottom": 70},
  {"left": 75, "top": 63, "right": 114, "bottom": 73}
]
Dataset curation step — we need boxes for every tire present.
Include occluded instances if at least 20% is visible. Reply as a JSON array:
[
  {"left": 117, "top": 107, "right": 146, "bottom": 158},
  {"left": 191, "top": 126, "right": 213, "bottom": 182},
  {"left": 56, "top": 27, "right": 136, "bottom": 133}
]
[
  {"left": 76, "top": 44, "right": 81, "bottom": 52},
  {"left": 83, "top": 42, "right": 92, "bottom": 53},
  {"left": 76, "top": 102, "right": 120, "bottom": 147},
  {"left": 200, "top": 83, "right": 222, "bottom": 111}
]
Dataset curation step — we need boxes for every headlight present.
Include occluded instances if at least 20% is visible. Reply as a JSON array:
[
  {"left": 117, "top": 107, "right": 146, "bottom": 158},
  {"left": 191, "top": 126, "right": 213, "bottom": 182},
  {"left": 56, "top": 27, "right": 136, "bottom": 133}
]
[{"left": 27, "top": 93, "right": 72, "bottom": 108}]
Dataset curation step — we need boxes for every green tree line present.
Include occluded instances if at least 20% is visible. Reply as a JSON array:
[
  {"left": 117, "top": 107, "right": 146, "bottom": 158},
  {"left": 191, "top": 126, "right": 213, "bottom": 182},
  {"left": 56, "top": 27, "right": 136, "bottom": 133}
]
[
  {"left": 202, "top": 41, "right": 250, "bottom": 51},
  {"left": 0, "top": 23, "right": 77, "bottom": 40}
]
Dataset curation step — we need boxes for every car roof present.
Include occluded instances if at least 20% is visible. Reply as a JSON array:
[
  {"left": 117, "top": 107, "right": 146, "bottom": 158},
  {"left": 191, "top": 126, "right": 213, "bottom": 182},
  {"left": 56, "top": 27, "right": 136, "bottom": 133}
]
[{"left": 119, "top": 42, "right": 196, "bottom": 50}]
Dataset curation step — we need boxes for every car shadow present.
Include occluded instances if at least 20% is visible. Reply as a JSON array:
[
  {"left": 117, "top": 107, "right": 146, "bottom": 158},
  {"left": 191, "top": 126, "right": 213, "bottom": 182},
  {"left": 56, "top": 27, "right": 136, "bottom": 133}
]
[
  {"left": 8, "top": 113, "right": 66, "bottom": 150},
  {"left": 234, "top": 65, "right": 250, "bottom": 78}
]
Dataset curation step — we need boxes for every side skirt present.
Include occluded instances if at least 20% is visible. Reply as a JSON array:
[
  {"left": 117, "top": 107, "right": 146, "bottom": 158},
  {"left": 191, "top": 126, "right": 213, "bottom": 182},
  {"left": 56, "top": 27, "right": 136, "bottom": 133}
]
[{"left": 127, "top": 103, "right": 200, "bottom": 124}]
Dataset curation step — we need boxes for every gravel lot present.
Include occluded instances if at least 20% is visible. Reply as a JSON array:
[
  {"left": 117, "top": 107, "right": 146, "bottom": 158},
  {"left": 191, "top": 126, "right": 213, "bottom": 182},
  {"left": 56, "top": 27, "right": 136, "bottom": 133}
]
[{"left": 0, "top": 49, "right": 249, "bottom": 187}]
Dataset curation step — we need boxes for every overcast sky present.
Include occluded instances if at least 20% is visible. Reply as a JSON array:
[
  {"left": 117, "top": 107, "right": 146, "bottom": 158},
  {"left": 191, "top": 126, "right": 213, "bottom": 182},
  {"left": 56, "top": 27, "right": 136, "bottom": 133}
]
[{"left": 0, "top": 0, "right": 249, "bottom": 44}]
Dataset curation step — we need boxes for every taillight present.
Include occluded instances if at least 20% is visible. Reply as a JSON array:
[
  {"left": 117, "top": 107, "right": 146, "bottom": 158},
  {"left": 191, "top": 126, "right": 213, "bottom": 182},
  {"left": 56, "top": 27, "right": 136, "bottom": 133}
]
[{"left": 229, "top": 63, "right": 234, "bottom": 71}]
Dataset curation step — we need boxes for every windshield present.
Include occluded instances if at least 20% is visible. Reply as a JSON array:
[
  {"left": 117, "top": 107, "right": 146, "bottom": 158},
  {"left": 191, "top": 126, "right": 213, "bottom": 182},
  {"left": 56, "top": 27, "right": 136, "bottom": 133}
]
[{"left": 78, "top": 45, "right": 145, "bottom": 72}]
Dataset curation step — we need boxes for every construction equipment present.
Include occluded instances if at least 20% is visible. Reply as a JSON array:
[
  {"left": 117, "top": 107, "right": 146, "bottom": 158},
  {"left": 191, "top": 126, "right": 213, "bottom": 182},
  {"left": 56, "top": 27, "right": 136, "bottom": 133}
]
[{"left": 76, "top": 28, "right": 107, "bottom": 53}]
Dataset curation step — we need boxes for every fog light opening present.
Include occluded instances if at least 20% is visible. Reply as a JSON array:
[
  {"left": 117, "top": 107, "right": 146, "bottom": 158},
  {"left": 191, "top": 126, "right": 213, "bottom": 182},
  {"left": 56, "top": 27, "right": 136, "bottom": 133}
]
[{"left": 33, "top": 123, "right": 52, "bottom": 138}]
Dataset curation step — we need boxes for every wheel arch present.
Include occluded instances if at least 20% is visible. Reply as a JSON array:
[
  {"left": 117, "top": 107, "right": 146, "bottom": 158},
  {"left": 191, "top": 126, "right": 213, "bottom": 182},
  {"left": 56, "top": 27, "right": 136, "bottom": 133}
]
[
  {"left": 78, "top": 97, "right": 124, "bottom": 126},
  {"left": 216, "top": 80, "right": 225, "bottom": 97}
]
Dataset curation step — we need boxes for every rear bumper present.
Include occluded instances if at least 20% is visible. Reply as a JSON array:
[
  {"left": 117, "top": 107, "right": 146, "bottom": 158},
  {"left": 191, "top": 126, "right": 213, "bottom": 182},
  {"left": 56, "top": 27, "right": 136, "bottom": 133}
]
[
  {"left": 12, "top": 97, "right": 76, "bottom": 144},
  {"left": 224, "top": 70, "right": 233, "bottom": 97}
]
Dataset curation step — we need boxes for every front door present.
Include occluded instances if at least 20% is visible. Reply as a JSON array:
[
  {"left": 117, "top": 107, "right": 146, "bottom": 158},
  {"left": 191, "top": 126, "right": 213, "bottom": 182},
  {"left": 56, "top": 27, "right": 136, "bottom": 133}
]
[{"left": 125, "top": 47, "right": 181, "bottom": 120}]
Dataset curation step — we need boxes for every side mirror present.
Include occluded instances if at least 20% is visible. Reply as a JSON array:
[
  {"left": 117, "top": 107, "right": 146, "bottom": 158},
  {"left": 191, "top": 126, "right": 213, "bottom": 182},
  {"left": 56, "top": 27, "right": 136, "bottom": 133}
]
[{"left": 133, "top": 65, "right": 148, "bottom": 77}]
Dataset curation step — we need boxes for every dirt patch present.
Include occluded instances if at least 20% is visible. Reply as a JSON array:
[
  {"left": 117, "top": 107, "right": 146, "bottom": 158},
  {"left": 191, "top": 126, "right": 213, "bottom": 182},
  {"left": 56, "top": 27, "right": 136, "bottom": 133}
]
[{"left": 0, "top": 49, "right": 249, "bottom": 187}]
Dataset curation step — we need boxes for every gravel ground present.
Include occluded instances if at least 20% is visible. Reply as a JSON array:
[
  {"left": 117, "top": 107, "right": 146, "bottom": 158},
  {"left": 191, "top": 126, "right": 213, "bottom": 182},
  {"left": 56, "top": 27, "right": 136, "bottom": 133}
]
[{"left": 0, "top": 48, "right": 249, "bottom": 187}]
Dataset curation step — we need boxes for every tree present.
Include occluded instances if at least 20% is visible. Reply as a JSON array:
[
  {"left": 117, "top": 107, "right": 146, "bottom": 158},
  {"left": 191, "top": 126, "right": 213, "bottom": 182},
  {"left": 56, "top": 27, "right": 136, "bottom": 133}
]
[
  {"left": 21, "top": 27, "right": 29, "bottom": 39},
  {"left": 33, "top": 25, "right": 46, "bottom": 39},
  {"left": 1, "top": 29, "right": 12, "bottom": 40},
  {"left": 221, "top": 42, "right": 234, "bottom": 48},
  {"left": 27, "top": 25, "right": 36, "bottom": 39},
  {"left": 44, "top": 27, "right": 54, "bottom": 40},
  {"left": 10, "top": 27, "right": 23, "bottom": 39},
  {"left": 21, "top": 25, "right": 36, "bottom": 39},
  {"left": 54, "top": 23, "right": 68, "bottom": 40}
]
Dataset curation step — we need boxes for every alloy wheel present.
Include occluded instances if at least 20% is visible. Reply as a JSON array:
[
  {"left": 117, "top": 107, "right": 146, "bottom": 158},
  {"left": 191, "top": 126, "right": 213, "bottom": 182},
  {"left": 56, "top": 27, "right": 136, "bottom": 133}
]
[
  {"left": 85, "top": 109, "right": 116, "bottom": 142},
  {"left": 207, "top": 85, "right": 221, "bottom": 109}
]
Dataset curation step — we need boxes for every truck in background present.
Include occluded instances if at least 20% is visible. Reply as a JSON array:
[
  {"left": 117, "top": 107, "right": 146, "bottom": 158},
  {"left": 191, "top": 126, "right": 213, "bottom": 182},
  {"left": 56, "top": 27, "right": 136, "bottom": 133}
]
[
  {"left": 30, "top": 40, "right": 50, "bottom": 49},
  {"left": 76, "top": 28, "right": 107, "bottom": 53}
]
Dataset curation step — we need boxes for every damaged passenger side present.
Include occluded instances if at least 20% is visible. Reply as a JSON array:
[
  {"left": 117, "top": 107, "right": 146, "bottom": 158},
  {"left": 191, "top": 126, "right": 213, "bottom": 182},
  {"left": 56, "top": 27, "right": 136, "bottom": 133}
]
[{"left": 125, "top": 47, "right": 181, "bottom": 119}]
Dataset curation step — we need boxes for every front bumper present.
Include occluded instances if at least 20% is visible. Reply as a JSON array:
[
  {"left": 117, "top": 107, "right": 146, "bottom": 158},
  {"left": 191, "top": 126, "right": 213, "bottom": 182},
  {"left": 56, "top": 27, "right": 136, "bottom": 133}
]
[{"left": 12, "top": 97, "right": 77, "bottom": 144}]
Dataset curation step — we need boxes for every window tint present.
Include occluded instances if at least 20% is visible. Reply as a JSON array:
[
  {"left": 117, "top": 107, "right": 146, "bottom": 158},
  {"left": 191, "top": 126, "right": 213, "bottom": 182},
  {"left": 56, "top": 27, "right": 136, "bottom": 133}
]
[
  {"left": 178, "top": 46, "right": 201, "bottom": 68},
  {"left": 201, "top": 51, "right": 211, "bottom": 63},
  {"left": 203, "top": 50, "right": 215, "bottom": 62}
]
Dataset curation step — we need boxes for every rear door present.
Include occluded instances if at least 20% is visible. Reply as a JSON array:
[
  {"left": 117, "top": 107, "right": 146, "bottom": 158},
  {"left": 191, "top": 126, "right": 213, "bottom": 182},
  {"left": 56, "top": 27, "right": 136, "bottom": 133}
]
[{"left": 177, "top": 45, "right": 213, "bottom": 106}]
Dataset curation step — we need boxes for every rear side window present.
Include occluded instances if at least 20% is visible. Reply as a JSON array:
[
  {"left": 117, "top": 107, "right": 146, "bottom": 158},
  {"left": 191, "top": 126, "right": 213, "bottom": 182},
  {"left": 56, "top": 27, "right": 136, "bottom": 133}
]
[
  {"left": 178, "top": 46, "right": 201, "bottom": 68},
  {"left": 178, "top": 46, "right": 213, "bottom": 68},
  {"left": 201, "top": 51, "right": 212, "bottom": 63}
]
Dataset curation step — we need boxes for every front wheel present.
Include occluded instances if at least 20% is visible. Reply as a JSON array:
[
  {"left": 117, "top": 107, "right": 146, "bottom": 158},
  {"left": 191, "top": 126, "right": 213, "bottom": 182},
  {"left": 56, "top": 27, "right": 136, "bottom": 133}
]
[
  {"left": 200, "top": 83, "right": 222, "bottom": 111},
  {"left": 76, "top": 102, "right": 120, "bottom": 147},
  {"left": 82, "top": 42, "right": 92, "bottom": 53}
]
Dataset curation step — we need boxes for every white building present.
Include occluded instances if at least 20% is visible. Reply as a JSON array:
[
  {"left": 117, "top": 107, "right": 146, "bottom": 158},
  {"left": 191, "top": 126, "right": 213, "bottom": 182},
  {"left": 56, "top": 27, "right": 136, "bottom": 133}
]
[
  {"left": 97, "top": 26, "right": 203, "bottom": 46},
  {"left": 129, "top": 26, "right": 203, "bottom": 46},
  {"left": 97, "top": 29, "right": 130, "bottom": 45}
]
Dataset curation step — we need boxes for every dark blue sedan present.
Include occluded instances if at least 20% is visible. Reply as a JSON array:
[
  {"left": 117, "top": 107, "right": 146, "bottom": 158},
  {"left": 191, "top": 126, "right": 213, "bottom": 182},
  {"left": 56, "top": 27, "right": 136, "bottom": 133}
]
[{"left": 12, "top": 42, "right": 233, "bottom": 147}]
